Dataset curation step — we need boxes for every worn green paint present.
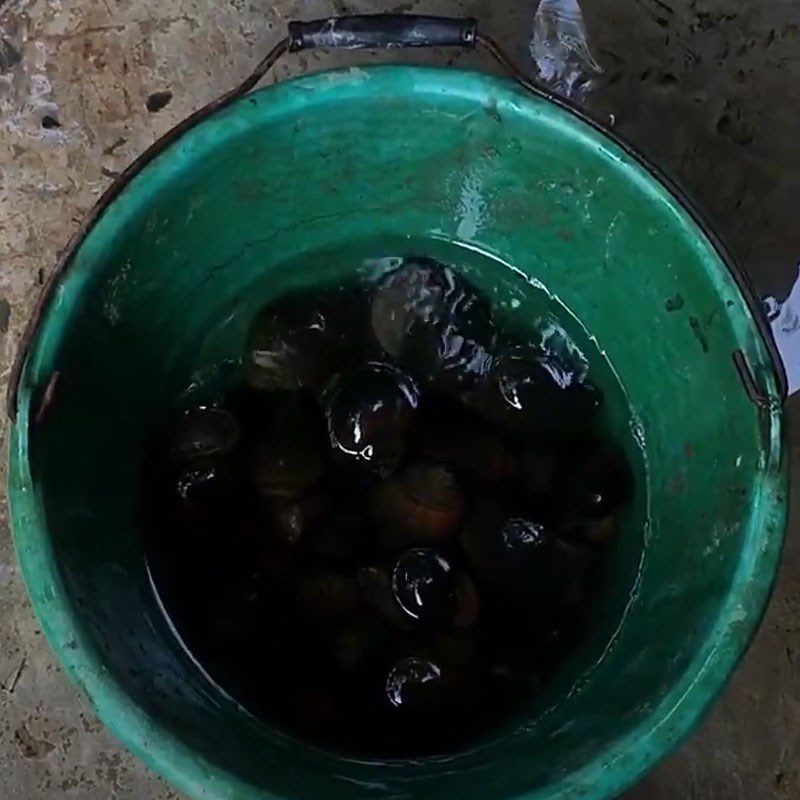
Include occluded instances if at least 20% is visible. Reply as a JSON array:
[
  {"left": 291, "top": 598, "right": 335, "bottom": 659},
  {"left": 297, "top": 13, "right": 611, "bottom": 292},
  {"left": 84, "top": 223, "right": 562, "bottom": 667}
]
[{"left": 8, "top": 66, "right": 786, "bottom": 800}]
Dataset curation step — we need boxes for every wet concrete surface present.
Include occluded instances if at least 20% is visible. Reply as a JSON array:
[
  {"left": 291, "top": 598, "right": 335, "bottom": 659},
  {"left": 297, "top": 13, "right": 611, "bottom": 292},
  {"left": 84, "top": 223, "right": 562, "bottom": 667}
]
[{"left": 0, "top": 0, "right": 798, "bottom": 797}]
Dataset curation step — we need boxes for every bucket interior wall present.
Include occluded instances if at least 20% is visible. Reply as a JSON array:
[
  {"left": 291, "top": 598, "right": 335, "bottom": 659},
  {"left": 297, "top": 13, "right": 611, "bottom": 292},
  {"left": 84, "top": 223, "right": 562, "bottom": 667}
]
[{"left": 12, "top": 67, "right": 784, "bottom": 800}]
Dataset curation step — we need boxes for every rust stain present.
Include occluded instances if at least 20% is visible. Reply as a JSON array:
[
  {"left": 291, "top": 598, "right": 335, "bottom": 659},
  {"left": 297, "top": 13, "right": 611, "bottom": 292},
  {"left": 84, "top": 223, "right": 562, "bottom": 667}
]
[{"left": 34, "top": 371, "right": 60, "bottom": 424}]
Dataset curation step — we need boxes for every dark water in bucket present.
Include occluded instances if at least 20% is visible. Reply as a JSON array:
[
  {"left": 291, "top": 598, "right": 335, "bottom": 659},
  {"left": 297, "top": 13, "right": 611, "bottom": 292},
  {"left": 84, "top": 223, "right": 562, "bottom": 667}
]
[{"left": 142, "top": 246, "right": 645, "bottom": 758}]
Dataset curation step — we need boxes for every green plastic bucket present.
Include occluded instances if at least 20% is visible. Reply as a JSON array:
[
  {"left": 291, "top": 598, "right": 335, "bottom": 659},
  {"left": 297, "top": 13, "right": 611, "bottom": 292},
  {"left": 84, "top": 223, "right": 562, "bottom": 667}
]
[{"left": 6, "top": 17, "right": 788, "bottom": 800}]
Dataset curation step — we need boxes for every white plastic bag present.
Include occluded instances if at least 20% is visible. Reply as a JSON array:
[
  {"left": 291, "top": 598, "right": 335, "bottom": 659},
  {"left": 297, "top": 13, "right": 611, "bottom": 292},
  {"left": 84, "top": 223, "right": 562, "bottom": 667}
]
[
  {"left": 530, "top": 0, "right": 602, "bottom": 102},
  {"left": 767, "top": 266, "right": 800, "bottom": 395}
]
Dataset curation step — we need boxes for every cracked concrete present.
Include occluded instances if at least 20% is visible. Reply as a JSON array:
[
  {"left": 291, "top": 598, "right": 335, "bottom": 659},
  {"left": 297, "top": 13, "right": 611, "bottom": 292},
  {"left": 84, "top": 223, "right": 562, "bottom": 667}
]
[{"left": 1, "top": 0, "right": 799, "bottom": 797}]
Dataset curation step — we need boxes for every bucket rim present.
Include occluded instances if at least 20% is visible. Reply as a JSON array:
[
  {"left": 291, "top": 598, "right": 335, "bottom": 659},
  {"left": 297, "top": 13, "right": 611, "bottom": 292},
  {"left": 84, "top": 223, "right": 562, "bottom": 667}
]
[{"left": 7, "top": 63, "right": 789, "bottom": 800}]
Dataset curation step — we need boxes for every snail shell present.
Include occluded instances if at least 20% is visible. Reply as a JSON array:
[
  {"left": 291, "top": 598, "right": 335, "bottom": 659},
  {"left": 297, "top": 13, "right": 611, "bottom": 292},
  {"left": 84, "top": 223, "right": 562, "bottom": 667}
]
[
  {"left": 416, "top": 421, "right": 515, "bottom": 485},
  {"left": 371, "top": 463, "right": 464, "bottom": 547},
  {"left": 246, "top": 290, "right": 355, "bottom": 392},
  {"left": 250, "top": 440, "right": 324, "bottom": 498},
  {"left": 168, "top": 407, "right": 240, "bottom": 463},
  {"left": 371, "top": 258, "right": 495, "bottom": 392},
  {"left": 323, "top": 362, "right": 419, "bottom": 478},
  {"left": 465, "top": 344, "right": 602, "bottom": 437},
  {"left": 461, "top": 506, "right": 558, "bottom": 604},
  {"left": 391, "top": 548, "right": 479, "bottom": 629}
]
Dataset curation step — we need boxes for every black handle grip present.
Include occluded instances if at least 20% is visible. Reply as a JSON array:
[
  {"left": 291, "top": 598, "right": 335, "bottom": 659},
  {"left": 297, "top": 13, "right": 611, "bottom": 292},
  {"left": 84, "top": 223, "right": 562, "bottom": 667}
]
[{"left": 288, "top": 15, "right": 477, "bottom": 52}]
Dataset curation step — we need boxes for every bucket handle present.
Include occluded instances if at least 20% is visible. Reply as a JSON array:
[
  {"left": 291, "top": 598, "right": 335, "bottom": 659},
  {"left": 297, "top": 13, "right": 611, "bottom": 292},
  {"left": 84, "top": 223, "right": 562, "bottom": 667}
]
[
  {"left": 7, "top": 15, "right": 787, "bottom": 421},
  {"left": 287, "top": 15, "right": 477, "bottom": 51}
]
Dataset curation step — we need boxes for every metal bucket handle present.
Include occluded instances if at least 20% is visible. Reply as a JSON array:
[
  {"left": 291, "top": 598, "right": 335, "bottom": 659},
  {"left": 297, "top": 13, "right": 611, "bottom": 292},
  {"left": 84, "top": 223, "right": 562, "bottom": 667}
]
[{"left": 7, "top": 14, "right": 787, "bottom": 422}]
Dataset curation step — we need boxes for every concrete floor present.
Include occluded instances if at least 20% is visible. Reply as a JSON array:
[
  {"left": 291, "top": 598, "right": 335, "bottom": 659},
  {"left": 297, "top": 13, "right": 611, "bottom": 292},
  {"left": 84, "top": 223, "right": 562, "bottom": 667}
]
[{"left": 1, "top": 0, "right": 799, "bottom": 797}]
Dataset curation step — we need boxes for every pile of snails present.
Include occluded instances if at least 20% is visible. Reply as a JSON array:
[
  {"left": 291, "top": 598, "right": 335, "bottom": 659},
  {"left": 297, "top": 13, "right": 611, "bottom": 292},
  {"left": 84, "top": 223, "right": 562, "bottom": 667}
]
[{"left": 142, "top": 257, "right": 632, "bottom": 757}]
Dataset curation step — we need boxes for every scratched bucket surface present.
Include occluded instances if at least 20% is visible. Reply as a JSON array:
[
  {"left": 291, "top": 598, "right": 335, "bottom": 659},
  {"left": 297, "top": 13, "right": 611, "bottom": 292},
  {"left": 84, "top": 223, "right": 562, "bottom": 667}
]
[{"left": 8, "top": 66, "right": 787, "bottom": 800}]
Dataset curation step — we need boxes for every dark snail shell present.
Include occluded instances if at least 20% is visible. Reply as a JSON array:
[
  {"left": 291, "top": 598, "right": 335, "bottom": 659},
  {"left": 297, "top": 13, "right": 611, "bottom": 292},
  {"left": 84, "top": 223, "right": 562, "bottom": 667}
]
[
  {"left": 357, "top": 565, "right": 413, "bottom": 631},
  {"left": 382, "top": 650, "right": 473, "bottom": 733},
  {"left": 302, "top": 510, "right": 365, "bottom": 564},
  {"left": 384, "top": 655, "right": 444, "bottom": 711},
  {"left": 390, "top": 548, "right": 480, "bottom": 629},
  {"left": 270, "top": 388, "right": 329, "bottom": 448},
  {"left": 249, "top": 439, "right": 324, "bottom": 498},
  {"left": 465, "top": 344, "right": 602, "bottom": 437},
  {"left": 415, "top": 421, "right": 515, "bottom": 485},
  {"left": 391, "top": 548, "right": 456, "bottom": 626},
  {"left": 246, "top": 290, "right": 358, "bottom": 392},
  {"left": 263, "top": 491, "right": 327, "bottom": 549},
  {"left": 371, "top": 258, "right": 495, "bottom": 392},
  {"left": 167, "top": 407, "right": 240, "bottom": 463},
  {"left": 323, "top": 362, "right": 419, "bottom": 478},
  {"left": 166, "top": 457, "right": 237, "bottom": 533},
  {"left": 371, "top": 463, "right": 464, "bottom": 547},
  {"left": 461, "top": 505, "right": 560, "bottom": 604}
]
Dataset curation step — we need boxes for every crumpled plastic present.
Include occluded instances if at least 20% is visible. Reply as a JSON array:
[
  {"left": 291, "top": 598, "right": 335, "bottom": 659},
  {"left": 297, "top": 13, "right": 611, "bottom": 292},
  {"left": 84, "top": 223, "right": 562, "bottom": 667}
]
[
  {"left": 530, "top": 0, "right": 602, "bottom": 103},
  {"left": 766, "top": 266, "right": 800, "bottom": 395}
]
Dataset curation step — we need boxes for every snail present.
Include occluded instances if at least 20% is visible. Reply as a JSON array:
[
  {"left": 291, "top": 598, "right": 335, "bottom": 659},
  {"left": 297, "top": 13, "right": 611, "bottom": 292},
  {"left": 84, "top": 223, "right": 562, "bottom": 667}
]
[
  {"left": 263, "top": 490, "right": 327, "bottom": 549},
  {"left": 371, "top": 258, "right": 495, "bottom": 392},
  {"left": 381, "top": 649, "right": 474, "bottom": 740},
  {"left": 156, "top": 406, "right": 242, "bottom": 532},
  {"left": 167, "top": 407, "right": 240, "bottom": 463},
  {"left": 322, "top": 362, "right": 419, "bottom": 478},
  {"left": 359, "top": 549, "right": 478, "bottom": 630},
  {"left": 413, "top": 403, "right": 516, "bottom": 486},
  {"left": 301, "top": 509, "right": 365, "bottom": 563},
  {"left": 249, "top": 440, "right": 324, "bottom": 498},
  {"left": 384, "top": 655, "right": 444, "bottom": 711},
  {"left": 268, "top": 389, "right": 328, "bottom": 449},
  {"left": 246, "top": 289, "right": 368, "bottom": 392},
  {"left": 391, "top": 548, "right": 479, "bottom": 629},
  {"left": 461, "top": 506, "right": 560, "bottom": 604},
  {"left": 462, "top": 504, "right": 598, "bottom": 610},
  {"left": 166, "top": 459, "right": 237, "bottom": 533},
  {"left": 357, "top": 564, "right": 413, "bottom": 631},
  {"left": 244, "top": 387, "right": 328, "bottom": 501},
  {"left": 371, "top": 463, "right": 464, "bottom": 547},
  {"left": 464, "top": 344, "right": 602, "bottom": 438}
]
